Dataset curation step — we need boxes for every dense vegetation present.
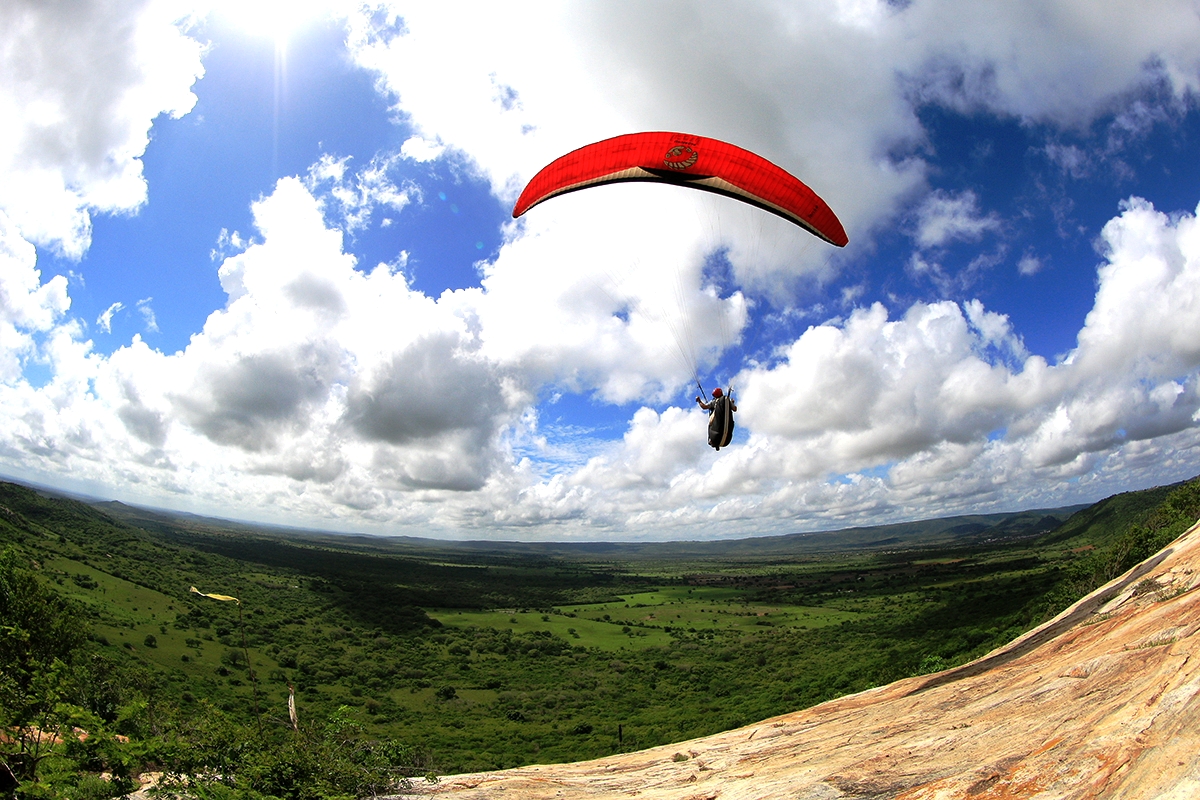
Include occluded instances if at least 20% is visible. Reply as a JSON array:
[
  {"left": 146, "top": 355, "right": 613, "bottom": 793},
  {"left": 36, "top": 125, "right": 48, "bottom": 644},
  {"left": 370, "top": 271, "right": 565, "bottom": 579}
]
[{"left": 1, "top": 475, "right": 1198, "bottom": 798}]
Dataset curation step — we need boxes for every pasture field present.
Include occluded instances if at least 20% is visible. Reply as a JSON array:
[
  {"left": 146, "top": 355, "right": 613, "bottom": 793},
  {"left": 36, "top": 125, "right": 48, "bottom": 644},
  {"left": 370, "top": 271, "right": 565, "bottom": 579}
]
[{"left": 429, "top": 587, "right": 859, "bottom": 652}]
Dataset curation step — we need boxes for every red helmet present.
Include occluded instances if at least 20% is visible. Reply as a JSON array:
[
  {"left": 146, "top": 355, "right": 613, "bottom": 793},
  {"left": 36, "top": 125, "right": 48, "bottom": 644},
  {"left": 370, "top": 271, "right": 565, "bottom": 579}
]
[{"left": 712, "top": 387, "right": 723, "bottom": 397}]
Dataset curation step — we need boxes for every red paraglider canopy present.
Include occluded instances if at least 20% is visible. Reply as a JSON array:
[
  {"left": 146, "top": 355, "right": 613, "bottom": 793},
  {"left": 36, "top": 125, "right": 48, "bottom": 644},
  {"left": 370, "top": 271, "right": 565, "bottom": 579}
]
[{"left": 513, "top": 131, "right": 848, "bottom": 247}]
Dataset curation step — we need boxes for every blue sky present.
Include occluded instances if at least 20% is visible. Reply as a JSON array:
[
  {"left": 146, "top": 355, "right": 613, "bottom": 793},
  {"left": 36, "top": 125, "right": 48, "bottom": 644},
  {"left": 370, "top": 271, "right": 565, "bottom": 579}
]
[{"left": 3, "top": 1, "right": 1200, "bottom": 540}]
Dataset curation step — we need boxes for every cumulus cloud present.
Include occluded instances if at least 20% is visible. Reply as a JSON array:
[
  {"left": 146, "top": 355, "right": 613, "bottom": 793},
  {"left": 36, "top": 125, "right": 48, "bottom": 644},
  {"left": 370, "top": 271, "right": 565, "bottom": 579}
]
[
  {"left": 897, "top": 0, "right": 1200, "bottom": 125},
  {"left": 0, "top": 212, "right": 71, "bottom": 381},
  {"left": 1075, "top": 197, "right": 1200, "bottom": 379},
  {"left": 2, "top": 179, "right": 1199, "bottom": 538},
  {"left": 499, "top": 197, "right": 1200, "bottom": 537},
  {"left": 0, "top": 176, "right": 527, "bottom": 511},
  {"left": 474, "top": 193, "right": 1196, "bottom": 537},
  {"left": 0, "top": 0, "right": 204, "bottom": 257},
  {"left": 345, "top": 333, "right": 501, "bottom": 445},
  {"left": 173, "top": 345, "right": 342, "bottom": 451},
  {"left": 472, "top": 186, "right": 750, "bottom": 405},
  {"left": 400, "top": 135, "right": 445, "bottom": 163}
]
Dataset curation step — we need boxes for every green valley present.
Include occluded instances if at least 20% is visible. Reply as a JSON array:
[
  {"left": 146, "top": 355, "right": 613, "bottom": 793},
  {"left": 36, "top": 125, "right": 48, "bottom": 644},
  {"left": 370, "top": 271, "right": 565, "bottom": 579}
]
[{"left": 1, "top": 475, "right": 1198, "bottom": 798}]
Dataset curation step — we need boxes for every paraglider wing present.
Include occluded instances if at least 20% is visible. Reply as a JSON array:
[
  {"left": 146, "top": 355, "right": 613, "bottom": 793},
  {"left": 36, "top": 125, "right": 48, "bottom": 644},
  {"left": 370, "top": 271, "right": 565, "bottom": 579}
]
[{"left": 513, "top": 131, "right": 848, "bottom": 247}]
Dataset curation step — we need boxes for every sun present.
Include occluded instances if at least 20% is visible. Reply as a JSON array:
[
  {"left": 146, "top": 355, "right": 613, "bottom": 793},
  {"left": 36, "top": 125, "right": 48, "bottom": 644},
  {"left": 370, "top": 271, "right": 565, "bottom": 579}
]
[{"left": 209, "top": 0, "right": 333, "bottom": 47}]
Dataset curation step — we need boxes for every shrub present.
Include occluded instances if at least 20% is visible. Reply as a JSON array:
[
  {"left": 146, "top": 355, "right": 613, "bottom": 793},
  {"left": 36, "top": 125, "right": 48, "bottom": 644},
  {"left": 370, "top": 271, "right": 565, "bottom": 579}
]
[
  {"left": 162, "top": 705, "right": 423, "bottom": 800},
  {"left": 0, "top": 548, "right": 90, "bottom": 785}
]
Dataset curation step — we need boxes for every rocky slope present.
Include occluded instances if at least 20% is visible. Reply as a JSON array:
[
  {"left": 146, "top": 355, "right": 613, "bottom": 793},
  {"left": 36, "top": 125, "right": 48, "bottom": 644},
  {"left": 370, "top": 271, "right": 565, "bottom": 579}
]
[{"left": 403, "top": 519, "right": 1200, "bottom": 799}]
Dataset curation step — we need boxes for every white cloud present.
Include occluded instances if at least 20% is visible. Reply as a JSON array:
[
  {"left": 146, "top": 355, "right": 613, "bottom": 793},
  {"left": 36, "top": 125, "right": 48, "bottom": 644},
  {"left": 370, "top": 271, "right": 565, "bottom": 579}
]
[
  {"left": 304, "top": 153, "right": 415, "bottom": 233},
  {"left": 913, "top": 189, "right": 1002, "bottom": 248},
  {"left": 898, "top": 0, "right": 1200, "bottom": 125},
  {"left": 0, "top": 211, "right": 71, "bottom": 382},
  {"left": 0, "top": 0, "right": 204, "bottom": 257},
  {"left": 1075, "top": 197, "right": 1200, "bottom": 380},
  {"left": 1, "top": 175, "right": 1198, "bottom": 538},
  {"left": 506, "top": 197, "right": 1200, "bottom": 536},
  {"left": 1017, "top": 252, "right": 1044, "bottom": 276},
  {"left": 0, "top": 177, "right": 530, "bottom": 519},
  {"left": 175, "top": 178, "right": 514, "bottom": 490},
  {"left": 137, "top": 298, "right": 159, "bottom": 333},
  {"left": 963, "top": 299, "right": 1027, "bottom": 361},
  {"left": 472, "top": 186, "right": 750, "bottom": 405},
  {"left": 97, "top": 302, "right": 124, "bottom": 334},
  {"left": 400, "top": 135, "right": 445, "bottom": 163},
  {"left": 1044, "top": 143, "right": 1092, "bottom": 179}
]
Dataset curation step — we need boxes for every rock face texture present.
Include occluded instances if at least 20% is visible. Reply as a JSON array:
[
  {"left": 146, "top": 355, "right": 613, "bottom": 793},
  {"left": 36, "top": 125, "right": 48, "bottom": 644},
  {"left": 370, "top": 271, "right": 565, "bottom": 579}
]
[{"left": 405, "top": 521, "right": 1200, "bottom": 799}]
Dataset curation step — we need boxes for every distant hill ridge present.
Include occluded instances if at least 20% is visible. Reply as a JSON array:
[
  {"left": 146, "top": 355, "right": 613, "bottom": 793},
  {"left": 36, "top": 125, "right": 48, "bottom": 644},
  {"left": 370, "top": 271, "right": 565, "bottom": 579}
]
[{"left": 88, "top": 494, "right": 1089, "bottom": 557}]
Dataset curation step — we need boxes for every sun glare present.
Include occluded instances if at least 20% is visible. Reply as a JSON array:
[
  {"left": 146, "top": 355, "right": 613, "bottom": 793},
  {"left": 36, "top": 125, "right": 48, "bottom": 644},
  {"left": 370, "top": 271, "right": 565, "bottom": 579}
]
[{"left": 210, "top": 0, "right": 331, "bottom": 46}]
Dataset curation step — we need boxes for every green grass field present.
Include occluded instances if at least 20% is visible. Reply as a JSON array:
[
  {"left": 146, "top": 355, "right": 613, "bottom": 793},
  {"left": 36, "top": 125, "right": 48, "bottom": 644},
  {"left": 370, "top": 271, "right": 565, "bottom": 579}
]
[
  {"left": 429, "top": 587, "right": 859, "bottom": 651},
  {"left": 41, "top": 554, "right": 291, "bottom": 711}
]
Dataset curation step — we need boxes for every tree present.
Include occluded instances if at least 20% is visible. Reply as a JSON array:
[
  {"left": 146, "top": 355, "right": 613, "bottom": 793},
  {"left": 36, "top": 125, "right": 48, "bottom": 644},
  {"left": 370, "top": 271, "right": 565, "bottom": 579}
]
[{"left": 0, "top": 547, "right": 90, "bottom": 787}]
